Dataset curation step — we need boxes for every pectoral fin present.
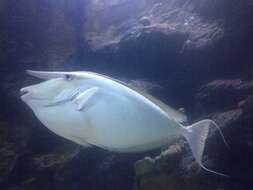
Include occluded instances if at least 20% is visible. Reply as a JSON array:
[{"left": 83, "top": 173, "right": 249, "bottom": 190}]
[{"left": 73, "top": 87, "right": 98, "bottom": 111}]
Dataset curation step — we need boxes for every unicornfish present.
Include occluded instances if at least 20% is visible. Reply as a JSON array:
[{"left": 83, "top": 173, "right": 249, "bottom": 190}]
[{"left": 20, "top": 70, "right": 228, "bottom": 176}]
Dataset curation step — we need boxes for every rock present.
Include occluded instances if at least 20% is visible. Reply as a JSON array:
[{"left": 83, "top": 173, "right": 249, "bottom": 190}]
[
  {"left": 52, "top": 148, "right": 138, "bottom": 190},
  {"left": 133, "top": 141, "right": 230, "bottom": 190},
  {"left": 133, "top": 103, "right": 253, "bottom": 190},
  {"left": 133, "top": 143, "right": 195, "bottom": 190},
  {"left": 195, "top": 79, "right": 253, "bottom": 113},
  {"left": 31, "top": 153, "right": 72, "bottom": 171},
  {"left": 211, "top": 109, "right": 243, "bottom": 130},
  {"left": 238, "top": 95, "right": 253, "bottom": 114},
  {"left": 135, "top": 157, "right": 155, "bottom": 177},
  {"left": 0, "top": 143, "right": 17, "bottom": 186},
  {"left": 194, "top": 80, "right": 253, "bottom": 181},
  {"left": 9, "top": 178, "right": 36, "bottom": 190},
  {"left": 134, "top": 93, "right": 253, "bottom": 190},
  {"left": 210, "top": 108, "right": 253, "bottom": 183},
  {"left": 134, "top": 143, "right": 184, "bottom": 177},
  {"left": 83, "top": 0, "right": 234, "bottom": 108}
]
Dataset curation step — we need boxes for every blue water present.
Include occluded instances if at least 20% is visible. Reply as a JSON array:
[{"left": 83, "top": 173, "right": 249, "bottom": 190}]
[{"left": 1, "top": 0, "right": 253, "bottom": 190}]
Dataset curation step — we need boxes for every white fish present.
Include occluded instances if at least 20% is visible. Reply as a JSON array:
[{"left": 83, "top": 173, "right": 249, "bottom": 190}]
[{"left": 20, "top": 70, "right": 228, "bottom": 176}]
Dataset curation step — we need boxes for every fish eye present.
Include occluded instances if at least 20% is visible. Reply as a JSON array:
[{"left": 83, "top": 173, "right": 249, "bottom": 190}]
[{"left": 64, "top": 74, "right": 73, "bottom": 81}]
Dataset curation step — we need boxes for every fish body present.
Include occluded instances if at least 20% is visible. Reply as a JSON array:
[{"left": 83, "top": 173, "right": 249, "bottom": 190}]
[{"left": 20, "top": 70, "right": 228, "bottom": 176}]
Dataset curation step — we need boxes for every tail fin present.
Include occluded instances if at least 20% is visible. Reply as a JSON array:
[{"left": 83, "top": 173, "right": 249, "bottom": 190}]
[{"left": 181, "top": 119, "right": 229, "bottom": 177}]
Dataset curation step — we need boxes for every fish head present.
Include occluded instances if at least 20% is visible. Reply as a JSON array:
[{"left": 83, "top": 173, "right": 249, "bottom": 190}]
[
  {"left": 20, "top": 70, "right": 91, "bottom": 110},
  {"left": 20, "top": 70, "right": 99, "bottom": 144}
]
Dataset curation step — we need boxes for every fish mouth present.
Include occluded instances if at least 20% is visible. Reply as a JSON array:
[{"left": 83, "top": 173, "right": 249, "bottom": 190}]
[
  {"left": 20, "top": 85, "right": 71, "bottom": 107},
  {"left": 20, "top": 88, "right": 30, "bottom": 99},
  {"left": 20, "top": 88, "right": 49, "bottom": 102}
]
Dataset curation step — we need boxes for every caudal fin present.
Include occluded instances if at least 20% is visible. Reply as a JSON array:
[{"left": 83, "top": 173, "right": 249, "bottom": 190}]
[{"left": 181, "top": 119, "right": 229, "bottom": 177}]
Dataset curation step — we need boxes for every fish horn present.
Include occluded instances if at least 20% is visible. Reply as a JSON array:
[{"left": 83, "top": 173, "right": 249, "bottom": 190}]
[{"left": 26, "top": 70, "right": 71, "bottom": 80}]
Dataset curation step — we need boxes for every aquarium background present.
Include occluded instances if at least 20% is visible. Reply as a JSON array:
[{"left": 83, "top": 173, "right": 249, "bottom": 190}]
[{"left": 1, "top": 0, "right": 253, "bottom": 189}]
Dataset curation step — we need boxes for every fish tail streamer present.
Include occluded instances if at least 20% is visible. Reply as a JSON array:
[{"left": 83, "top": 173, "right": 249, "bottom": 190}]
[{"left": 181, "top": 119, "right": 229, "bottom": 177}]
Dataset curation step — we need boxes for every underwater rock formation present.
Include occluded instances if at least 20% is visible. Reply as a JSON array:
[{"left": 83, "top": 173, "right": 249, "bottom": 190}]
[
  {"left": 133, "top": 79, "right": 253, "bottom": 190},
  {"left": 1, "top": 0, "right": 253, "bottom": 190},
  {"left": 195, "top": 79, "right": 253, "bottom": 113},
  {"left": 133, "top": 143, "right": 212, "bottom": 190}
]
